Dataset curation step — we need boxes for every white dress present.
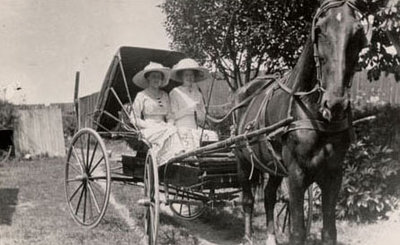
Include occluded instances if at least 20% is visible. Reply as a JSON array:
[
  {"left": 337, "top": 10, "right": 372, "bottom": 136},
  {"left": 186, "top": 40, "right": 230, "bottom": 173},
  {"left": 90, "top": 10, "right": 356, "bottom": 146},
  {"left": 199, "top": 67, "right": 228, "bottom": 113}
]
[
  {"left": 169, "top": 85, "right": 218, "bottom": 150},
  {"left": 131, "top": 90, "right": 184, "bottom": 165}
]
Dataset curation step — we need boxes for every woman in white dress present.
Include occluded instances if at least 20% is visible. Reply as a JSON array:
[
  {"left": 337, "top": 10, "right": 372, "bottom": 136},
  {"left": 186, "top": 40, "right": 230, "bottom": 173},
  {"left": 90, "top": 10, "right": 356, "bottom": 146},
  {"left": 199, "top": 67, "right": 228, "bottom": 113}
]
[
  {"left": 131, "top": 62, "right": 183, "bottom": 165},
  {"left": 169, "top": 58, "right": 218, "bottom": 150}
]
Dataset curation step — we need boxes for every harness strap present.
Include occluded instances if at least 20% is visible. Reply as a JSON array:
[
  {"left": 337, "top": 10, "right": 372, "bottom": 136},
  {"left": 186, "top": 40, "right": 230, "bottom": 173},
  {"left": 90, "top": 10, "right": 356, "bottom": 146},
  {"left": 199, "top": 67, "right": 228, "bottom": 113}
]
[
  {"left": 278, "top": 80, "right": 323, "bottom": 97},
  {"left": 244, "top": 84, "right": 277, "bottom": 131},
  {"left": 208, "top": 80, "right": 274, "bottom": 124},
  {"left": 285, "top": 118, "right": 350, "bottom": 133},
  {"left": 244, "top": 137, "right": 287, "bottom": 178}
]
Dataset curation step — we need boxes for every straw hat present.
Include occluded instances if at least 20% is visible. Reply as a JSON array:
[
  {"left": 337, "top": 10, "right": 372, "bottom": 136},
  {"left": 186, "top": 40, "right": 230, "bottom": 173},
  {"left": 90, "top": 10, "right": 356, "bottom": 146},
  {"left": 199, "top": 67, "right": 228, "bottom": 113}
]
[
  {"left": 170, "top": 58, "right": 211, "bottom": 83},
  {"left": 132, "top": 62, "right": 170, "bottom": 89}
]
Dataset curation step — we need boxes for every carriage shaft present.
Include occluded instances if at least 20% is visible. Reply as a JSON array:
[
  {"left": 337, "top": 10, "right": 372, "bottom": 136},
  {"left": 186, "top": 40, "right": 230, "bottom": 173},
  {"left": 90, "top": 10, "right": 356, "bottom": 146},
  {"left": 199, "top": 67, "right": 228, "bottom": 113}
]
[{"left": 164, "top": 117, "right": 293, "bottom": 164}]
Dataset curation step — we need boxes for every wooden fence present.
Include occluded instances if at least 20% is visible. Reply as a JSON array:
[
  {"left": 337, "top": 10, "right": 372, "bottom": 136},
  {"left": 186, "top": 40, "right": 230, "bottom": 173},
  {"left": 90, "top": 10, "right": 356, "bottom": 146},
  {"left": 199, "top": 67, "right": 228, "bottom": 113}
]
[
  {"left": 13, "top": 107, "right": 65, "bottom": 157},
  {"left": 78, "top": 92, "right": 99, "bottom": 129},
  {"left": 351, "top": 72, "right": 400, "bottom": 104}
]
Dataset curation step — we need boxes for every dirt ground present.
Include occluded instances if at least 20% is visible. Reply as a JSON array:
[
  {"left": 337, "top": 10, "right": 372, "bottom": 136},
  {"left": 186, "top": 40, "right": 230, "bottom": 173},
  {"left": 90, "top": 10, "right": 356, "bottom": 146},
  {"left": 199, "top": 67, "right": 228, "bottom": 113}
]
[{"left": 0, "top": 157, "right": 399, "bottom": 245}]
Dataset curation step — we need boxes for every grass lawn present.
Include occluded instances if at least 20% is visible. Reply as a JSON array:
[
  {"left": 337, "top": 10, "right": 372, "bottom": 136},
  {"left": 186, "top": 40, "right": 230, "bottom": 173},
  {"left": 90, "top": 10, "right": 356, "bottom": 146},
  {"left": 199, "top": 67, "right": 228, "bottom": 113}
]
[
  {"left": 1, "top": 157, "right": 399, "bottom": 245},
  {"left": 0, "top": 158, "right": 142, "bottom": 245}
]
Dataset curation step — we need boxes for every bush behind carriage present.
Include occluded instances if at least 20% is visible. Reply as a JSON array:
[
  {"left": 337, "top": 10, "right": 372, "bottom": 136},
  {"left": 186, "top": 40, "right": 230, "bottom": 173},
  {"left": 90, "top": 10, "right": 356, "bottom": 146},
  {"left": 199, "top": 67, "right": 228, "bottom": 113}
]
[{"left": 314, "top": 103, "right": 400, "bottom": 223}]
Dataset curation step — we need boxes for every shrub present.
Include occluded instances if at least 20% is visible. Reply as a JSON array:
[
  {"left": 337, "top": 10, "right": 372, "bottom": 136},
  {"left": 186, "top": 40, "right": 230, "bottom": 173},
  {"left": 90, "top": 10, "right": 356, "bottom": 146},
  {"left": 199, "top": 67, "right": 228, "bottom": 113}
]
[
  {"left": 62, "top": 111, "right": 77, "bottom": 144},
  {"left": 0, "top": 100, "right": 16, "bottom": 129},
  {"left": 338, "top": 141, "right": 400, "bottom": 222},
  {"left": 335, "top": 104, "right": 400, "bottom": 222}
]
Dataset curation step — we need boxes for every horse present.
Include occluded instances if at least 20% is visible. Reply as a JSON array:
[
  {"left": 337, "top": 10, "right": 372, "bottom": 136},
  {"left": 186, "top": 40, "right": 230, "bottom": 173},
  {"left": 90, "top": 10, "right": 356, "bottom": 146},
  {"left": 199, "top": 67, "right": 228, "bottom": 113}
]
[{"left": 233, "top": 0, "right": 368, "bottom": 244}]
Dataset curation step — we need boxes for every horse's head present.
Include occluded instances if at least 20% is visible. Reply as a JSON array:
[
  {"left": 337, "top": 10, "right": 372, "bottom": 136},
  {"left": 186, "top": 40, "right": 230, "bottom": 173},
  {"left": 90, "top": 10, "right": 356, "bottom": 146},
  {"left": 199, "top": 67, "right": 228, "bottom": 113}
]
[{"left": 314, "top": 0, "right": 368, "bottom": 121}]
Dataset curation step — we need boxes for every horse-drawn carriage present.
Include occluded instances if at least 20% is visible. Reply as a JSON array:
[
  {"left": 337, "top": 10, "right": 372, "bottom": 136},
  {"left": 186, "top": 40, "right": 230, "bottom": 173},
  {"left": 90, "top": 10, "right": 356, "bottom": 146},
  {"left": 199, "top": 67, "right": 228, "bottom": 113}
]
[
  {"left": 65, "top": 1, "right": 370, "bottom": 244},
  {"left": 64, "top": 46, "right": 314, "bottom": 244}
]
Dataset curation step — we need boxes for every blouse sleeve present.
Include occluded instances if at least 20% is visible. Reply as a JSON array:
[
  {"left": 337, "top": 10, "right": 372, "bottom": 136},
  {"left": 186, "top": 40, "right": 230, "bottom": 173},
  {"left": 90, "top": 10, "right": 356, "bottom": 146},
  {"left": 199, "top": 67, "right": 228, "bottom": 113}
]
[
  {"left": 195, "top": 88, "right": 206, "bottom": 125},
  {"left": 169, "top": 88, "right": 179, "bottom": 120},
  {"left": 131, "top": 92, "right": 146, "bottom": 128},
  {"left": 163, "top": 92, "right": 173, "bottom": 123}
]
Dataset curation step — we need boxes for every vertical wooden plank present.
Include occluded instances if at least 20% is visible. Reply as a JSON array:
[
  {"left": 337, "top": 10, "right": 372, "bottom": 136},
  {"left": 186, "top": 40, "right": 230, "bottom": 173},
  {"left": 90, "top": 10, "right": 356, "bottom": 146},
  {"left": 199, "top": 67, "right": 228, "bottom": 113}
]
[
  {"left": 74, "top": 71, "right": 80, "bottom": 130},
  {"left": 13, "top": 107, "right": 66, "bottom": 157}
]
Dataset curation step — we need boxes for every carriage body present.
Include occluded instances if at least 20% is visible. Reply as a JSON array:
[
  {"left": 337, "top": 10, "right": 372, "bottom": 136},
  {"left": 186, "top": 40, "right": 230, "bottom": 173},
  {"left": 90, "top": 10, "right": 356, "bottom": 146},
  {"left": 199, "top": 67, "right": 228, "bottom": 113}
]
[{"left": 65, "top": 47, "right": 244, "bottom": 242}]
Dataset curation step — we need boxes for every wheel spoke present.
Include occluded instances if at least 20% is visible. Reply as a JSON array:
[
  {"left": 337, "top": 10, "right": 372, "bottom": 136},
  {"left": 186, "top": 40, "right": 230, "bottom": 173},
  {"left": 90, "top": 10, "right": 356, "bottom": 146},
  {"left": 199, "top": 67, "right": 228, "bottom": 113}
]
[
  {"left": 87, "top": 185, "right": 93, "bottom": 221},
  {"left": 79, "top": 136, "right": 86, "bottom": 168},
  {"left": 187, "top": 191, "right": 191, "bottom": 216},
  {"left": 67, "top": 177, "right": 85, "bottom": 182},
  {"left": 88, "top": 141, "right": 99, "bottom": 172},
  {"left": 89, "top": 156, "right": 105, "bottom": 175},
  {"left": 283, "top": 206, "right": 289, "bottom": 233},
  {"left": 83, "top": 183, "right": 87, "bottom": 223},
  {"left": 75, "top": 184, "right": 85, "bottom": 215},
  {"left": 68, "top": 162, "right": 83, "bottom": 174},
  {"left": 277, "top": 203, "right": 287, "bottom": 217},
  {"left": 87, "top": 182, "right": 101, "bottom": 213},
  {"left": 69, "top": 183, "right": 84, "bottom": 202},
  {"left": 72, "top": 146, "right": 85, "bottom": 171},
  {"left": 89, "top": 180, "right": 104, "bottom": 194},
  {"left": 86, "top": 134, "right": 91, "bottom": 172}
]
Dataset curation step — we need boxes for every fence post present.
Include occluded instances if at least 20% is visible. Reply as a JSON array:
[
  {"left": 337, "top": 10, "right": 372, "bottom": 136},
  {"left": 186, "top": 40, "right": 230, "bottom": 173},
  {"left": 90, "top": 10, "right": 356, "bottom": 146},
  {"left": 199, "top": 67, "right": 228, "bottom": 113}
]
[{"left": 74, "top": 71, "right": 80, "bottom": 131}]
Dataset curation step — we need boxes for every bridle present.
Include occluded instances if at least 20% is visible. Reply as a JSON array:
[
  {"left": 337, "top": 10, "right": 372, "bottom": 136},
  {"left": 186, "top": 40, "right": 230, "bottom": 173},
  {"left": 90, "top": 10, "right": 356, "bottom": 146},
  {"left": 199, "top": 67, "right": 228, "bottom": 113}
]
[
  {"left": 275, "top": 0, "right": 367, "bottom": 131},
  {"left": 312, "top": 0, "right": 365, "bottom": 89},
  {"left": 276, "top": 0, "right": 366, "bottom": 103}
]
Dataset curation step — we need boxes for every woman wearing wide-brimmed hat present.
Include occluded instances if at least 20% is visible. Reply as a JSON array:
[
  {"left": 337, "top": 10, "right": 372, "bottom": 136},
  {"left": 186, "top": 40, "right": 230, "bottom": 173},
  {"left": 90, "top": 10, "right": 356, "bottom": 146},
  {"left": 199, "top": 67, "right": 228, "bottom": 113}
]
[
  {"left": 169, "top": 58, "right": 218, "bottom": 149},
  {"left": 131, "top": 62, "right": 184, "bottom": 165}
]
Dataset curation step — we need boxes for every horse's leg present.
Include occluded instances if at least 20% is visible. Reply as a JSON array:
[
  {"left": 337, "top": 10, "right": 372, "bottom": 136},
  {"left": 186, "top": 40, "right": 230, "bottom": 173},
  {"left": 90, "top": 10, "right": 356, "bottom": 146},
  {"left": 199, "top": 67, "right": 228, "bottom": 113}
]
[
  {"left": 318, "top": 169, "right": 343, "bottom": 245},
  {"left": 238, "top": 159, "right": 255, "bottom": 243},
  {"left": 287, "top": 163, "right": 307, "bottom": 245},
  {"left": 265, "top": 175, "right": 283, "bottom": 245}
]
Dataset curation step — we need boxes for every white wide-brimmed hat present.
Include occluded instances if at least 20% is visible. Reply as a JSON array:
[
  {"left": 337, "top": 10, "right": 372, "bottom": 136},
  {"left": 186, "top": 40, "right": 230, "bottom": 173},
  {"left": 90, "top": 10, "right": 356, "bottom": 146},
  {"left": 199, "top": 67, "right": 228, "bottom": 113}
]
[
  {"left": 132, "top": 62, "right": 171, "bottom": 89},
  {"left": 170, "top": 58, "right": 211, "bottom": 83}
]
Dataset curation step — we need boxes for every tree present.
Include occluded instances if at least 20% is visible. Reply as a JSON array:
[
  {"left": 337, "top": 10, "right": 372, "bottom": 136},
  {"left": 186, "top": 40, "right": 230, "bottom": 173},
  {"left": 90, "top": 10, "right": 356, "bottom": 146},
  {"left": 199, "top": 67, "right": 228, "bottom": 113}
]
[
  {"left": 360, "top": 0, "right": 400, "bottom": 80},
  {"left": 161, "top": 0, "right": 400, "bottom": 90}
]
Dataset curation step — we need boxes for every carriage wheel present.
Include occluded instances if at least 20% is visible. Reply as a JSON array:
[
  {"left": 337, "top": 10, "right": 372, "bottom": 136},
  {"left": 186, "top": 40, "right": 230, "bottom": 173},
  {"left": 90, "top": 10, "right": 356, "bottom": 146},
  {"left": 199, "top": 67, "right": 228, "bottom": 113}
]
[
  {"left": 65, "top": 128, "right": 111, "bottom": 228},
  {"left": 274, "top": 180, "right": 314, "bottom": 243},
  {"left": 143, "top": 150, "right": 160, "bottom": 245},
  {"left": 168, "top": 186, "right": 206, "bottom": 221}
]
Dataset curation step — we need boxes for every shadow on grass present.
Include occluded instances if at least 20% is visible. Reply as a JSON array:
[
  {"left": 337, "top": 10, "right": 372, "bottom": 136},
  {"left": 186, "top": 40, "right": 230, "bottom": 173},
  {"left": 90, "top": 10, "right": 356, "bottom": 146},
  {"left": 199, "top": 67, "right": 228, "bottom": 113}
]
[
  {"left": 158, "top": 207, "right": 244, "bottom": 244},
  {"left": 0, "top": 188, "right": 19, "bottom": 225}
]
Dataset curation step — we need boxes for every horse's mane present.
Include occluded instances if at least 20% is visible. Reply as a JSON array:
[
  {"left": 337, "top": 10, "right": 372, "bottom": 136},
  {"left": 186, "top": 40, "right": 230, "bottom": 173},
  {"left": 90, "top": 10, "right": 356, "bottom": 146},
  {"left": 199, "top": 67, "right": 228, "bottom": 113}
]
[{"left": 285, "top": 37, "right": 316, "bottom": 92}]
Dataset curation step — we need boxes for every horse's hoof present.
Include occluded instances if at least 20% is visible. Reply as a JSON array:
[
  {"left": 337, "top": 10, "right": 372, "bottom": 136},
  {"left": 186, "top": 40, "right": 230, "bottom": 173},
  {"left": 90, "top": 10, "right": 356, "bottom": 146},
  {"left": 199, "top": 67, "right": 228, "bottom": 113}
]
[{"left": 266, "top": 235, "right": 277, "bottom": 245}]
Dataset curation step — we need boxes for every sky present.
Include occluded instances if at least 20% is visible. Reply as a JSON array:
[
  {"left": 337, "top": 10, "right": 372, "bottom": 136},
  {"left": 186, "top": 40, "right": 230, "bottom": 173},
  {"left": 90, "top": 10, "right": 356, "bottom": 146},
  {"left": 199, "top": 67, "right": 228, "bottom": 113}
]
[{"left": 0, "top": 0, "right": 171, "bottom": 104}]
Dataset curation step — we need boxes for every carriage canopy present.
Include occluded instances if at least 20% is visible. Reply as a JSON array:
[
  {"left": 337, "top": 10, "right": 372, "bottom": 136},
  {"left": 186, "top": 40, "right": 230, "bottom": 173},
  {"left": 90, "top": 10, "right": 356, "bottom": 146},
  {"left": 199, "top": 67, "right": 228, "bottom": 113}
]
[{"left": 93, "top": 46, "right": 186, "bottom": 132}]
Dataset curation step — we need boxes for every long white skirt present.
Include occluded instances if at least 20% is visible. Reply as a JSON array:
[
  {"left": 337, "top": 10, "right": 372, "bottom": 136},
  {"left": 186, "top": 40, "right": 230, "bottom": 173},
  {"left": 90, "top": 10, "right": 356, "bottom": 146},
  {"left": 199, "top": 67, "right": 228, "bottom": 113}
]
[
  {"left": 142, "top": 124, "right": 184, "bottom": 166},
  {"left": 177, "top": 127, "right": 219, "bottom": 151}
]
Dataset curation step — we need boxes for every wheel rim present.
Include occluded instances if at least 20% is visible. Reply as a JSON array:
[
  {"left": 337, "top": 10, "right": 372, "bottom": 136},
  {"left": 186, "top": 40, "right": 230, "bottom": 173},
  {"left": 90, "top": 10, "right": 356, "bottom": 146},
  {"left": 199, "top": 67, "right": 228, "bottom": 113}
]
[
  {"left": 144, "top": 150, "right": 159, "bottom": 245},
  {"left": 65, "top": 128, "right": 111, "bottom": 228},
  {"left": 275, "top": 179, "right": 314, "bottom": 243},
  {"left": 168, "top": 187, "right": 206, "bottom": 220}
]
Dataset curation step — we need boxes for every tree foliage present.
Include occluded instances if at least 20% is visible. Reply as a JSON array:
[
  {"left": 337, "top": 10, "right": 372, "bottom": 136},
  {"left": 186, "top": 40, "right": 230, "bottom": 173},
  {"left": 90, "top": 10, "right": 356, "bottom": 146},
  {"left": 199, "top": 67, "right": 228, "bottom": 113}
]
[
  {"left": 0, "top": 100, "right": 16, "bottom": 129},
  {"left": 161, "top": 0, "right": 400, "bottom": 90}
]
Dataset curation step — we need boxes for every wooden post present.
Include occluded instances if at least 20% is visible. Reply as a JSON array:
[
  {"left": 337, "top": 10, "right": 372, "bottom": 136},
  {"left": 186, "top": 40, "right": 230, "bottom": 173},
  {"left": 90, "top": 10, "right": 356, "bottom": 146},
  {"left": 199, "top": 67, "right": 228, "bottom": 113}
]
[{"left": 74, "top": 71, "right": 81, "bottom": 130}]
